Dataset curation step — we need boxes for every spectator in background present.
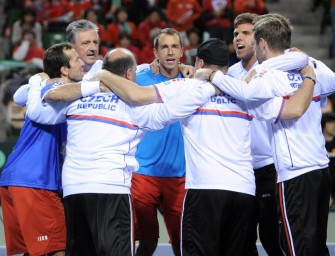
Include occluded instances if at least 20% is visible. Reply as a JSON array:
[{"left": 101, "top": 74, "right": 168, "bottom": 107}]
[
  {"left": 89, "top": 0, "right": 108, "bottom": 12},
  {"left": 107, "top": 7, "right": 139, "bottom": 46},
  {"left": 67, "top": 0, "right": 92, "bottom": 21},
  {"left": 166, "top": 0, "right": 202, "bottom": 46},
  {"left": 115, "top": 32, "right": 141, "bottom": 63},
  {"left": 233, "top": 0, "right": 268, "bottom": 16},
  {"left": 322, "top": 112, "right": 335, "bottom": 208},
  {"left": 105, "top": 0, "right": 120, "bottom": 22},
  {"left": 83, "top": 8, "right": 111, "bottom": 49},
  {"left": 322, "top": 95, "right": 335, "bottom": 113},
  {"left": 12, "top": 29, "right": 45, "bottom": 70},
  {"left": 36, "top": 0, "right": 73, "bottom": 32},
  {"left": 184, "top": 28, "right": 202, "bottom": 65},
  {"left": 11, "top": 8, "right": 43, "bottom": 48},
  {"left": 122, "top": 0, "right": 149, "bottom": 25},
  {"left": 201, "top": 0, "right": 234, "bottom": 41},
  {"left": 137, "top": 6, "right": 167, "bottom": 47},
  {"left": 1, "top": 77, "right": 28, "bottom": 137},
  {"left": 105, "top": 0, "right": 148, "bottom": 25},
  {"left": 138, "top": 27, "right": 161, "bottom": 64}
]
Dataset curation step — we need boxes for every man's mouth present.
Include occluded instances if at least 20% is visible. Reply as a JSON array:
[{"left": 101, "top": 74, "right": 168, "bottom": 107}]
[{"left": 166, "top": 58, "right": 175, "bottom": 64}]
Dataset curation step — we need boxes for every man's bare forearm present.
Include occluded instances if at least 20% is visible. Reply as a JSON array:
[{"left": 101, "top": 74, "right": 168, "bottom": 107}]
[
  {"left": 281, "top": 66, "right": 316, "bottom": 119},
  {"left": 93, "top": 69, "right": 159, "bottom": 105},
  {"left": 44, "top": 81, "right": 101, "bottom": 101}
]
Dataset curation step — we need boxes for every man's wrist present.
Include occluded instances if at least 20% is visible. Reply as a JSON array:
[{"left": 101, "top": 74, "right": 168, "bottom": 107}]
[
  {"left": 209, "top": 70, "right": 216, "bottom": 82},
  {"left": 302, "top": 75, "right": 316, "bottom": 85}
]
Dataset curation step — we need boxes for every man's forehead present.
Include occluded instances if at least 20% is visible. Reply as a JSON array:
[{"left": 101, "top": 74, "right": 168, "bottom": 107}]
[
  {"left": 158, "top": 34, "right": 180, "bottom": 45},
  {"left": 66, "top": 48, "right": 78, "bottom": 58},
  {"left": 75, "top": 30, "right": 99, "bottom": 41},
  {"left": 235, "top": 23, "right": 254, "bottom": 31}
]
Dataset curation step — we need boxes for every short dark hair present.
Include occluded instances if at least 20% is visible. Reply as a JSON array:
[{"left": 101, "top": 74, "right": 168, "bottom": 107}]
[
  {"left": 234, "top": 13, "right": 257, "bottom": 28},
  {"left": 322, "top": 112, "right": 335, "bottom": 130},
  {"left": 20, "top": 8, "right": 36, "bottom": 25},
  {"left": 43, "top": 43, "right": 73, "bottom": 78}
]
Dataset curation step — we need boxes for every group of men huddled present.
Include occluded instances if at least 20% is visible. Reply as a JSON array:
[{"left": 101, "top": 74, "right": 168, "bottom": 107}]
[{"left": 0, "top": 10, "right": 334, "bottom": 256}]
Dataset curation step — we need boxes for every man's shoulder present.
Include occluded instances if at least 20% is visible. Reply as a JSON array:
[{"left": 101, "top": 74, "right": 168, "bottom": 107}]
[
  {"left": 137, "top": 68, "right": 153, "bottom": 77},
  {"left": 228, "top": 61, "right": 243, "bottom": 70},
  {"left": 136, "top": 70, "right": 159, "bottom": 85},
  {"left": 227, "top": 61, "right": 243, "bottom": 77},
  {"left": 83, "top": 60, "right": 103, "bottom": 81}
]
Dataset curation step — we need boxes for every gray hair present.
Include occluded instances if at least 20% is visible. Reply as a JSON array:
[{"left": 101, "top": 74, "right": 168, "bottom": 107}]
[{"left": 66, "top": 19, "right": 98, "bottom": 44}]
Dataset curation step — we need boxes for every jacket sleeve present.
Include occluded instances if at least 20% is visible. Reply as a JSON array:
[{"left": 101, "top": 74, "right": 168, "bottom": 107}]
[
  {"left": 132, "top": 80, "right": 215, "bottom": 130},
  {"left": 26, "top": 76, "right": 67, "bottom": 124}
]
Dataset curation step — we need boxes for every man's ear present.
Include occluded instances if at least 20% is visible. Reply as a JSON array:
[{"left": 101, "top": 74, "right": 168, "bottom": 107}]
[
  {"left": 153, "top": 48, "right": 158, "bottom": 59},
  {"left": 125, "top": 68, "right": 133, "bottom": 80},
  {"left": 259, "top": 38, "right": 266, "bottom": 50},
  {"left": 60, "top": 66, "right": 68, "bottom": 77},
  {"left": 198, "top": 58, "right": 204, "bottom": 68}
]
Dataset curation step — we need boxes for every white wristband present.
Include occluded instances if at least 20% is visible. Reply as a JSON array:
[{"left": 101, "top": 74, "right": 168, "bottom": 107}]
[{"left": 81, "top": 81, "right": 100, "bottom": 97}]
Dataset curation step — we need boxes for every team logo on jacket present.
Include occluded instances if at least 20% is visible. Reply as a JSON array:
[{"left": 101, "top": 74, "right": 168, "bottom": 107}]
[
  {"left": 164, "top": 78, "right": 185, "bottom": 85},
  {"left": 287, "top": 72, "right": 302, "bottom": 88},
  {"left": 211, "top": 93, "right": 237, "bottom": 104},
  {"left": 77, "top": 95, "right": 120, "bottom": 111}
]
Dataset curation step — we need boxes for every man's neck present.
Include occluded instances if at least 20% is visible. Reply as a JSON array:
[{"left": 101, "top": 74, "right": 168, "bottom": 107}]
[
  {"left": 241, "top": 54, "right": 257, "bottom": 72},
  {"left": 264, "top": 50, "right": 285, "bottom": 61},
  {"left": 159, "top": 65, "right": 180, "bottom": 78},
  {"left": 46, "top": 76, "right": 72, "bottom": 85},
  {"left": 84, "top": 63, "right": 94, "bottom": 73}
]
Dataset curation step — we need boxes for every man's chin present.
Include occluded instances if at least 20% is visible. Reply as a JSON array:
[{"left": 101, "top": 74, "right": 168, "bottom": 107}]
[
  {"left": 163, "top": 62, "right": 178, "bottom": 70},
  {"left": 85, "top": 56, "right": 97, "bottom": 64},
  {"left": 71, "top": 78, "right": 82, "bottom": 82}
]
